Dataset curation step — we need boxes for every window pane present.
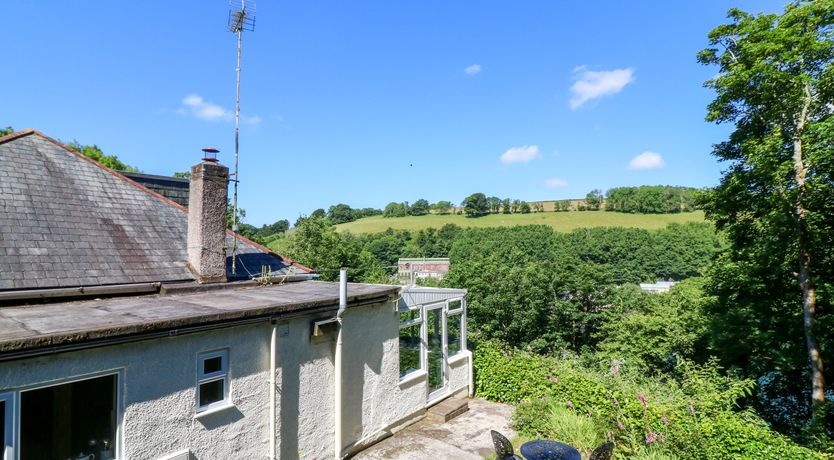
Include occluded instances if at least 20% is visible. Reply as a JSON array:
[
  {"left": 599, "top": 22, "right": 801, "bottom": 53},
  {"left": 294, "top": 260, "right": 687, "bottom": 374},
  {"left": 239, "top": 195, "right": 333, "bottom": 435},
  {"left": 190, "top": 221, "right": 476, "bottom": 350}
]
[
  {"left": 399, "top": 308, "right": 419, "bottom": 324},
  {"left": 448, "top": 313, "right": 462, "bottom": 356},
  {"left": 399, "top": 324, "right": 421, "bottom": 378},
  {"left": 199, "top": 379, "right": 225, "bottom": 408},
  {"left": 203, "top": 356, "right": 222, "bottom": 375},
  {"left": 21, "top": 374, "right": 117, "bottom": 460},
  {"left": 448, "top": 299, "right": 462, "bottom": 311}
]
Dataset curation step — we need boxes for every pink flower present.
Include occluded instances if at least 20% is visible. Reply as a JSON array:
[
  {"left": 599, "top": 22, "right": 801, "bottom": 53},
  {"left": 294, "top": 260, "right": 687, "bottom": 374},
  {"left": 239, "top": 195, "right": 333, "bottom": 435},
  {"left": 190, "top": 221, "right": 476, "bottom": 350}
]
[
  {"left": 637, "top": 392, "right": 648, "bottom": 408},
  {"left": 617, "top": 421, "right": 624, "bottom": 430},
  {"left": 612, "top": 397, "right": 619, "bottom": 406},
  {"left": 611, "top": 363, "right": 620, "bottom": 376},
  {"left": 688, "top": 404, "right": 695, "bottom": 415},
  {"left": 607, "top": 431, "right": 613, "bottom": 440},
  {"left": 565, "top": 401, "right": 574, "bottom": 409},
  {"left": 548, "top": 375, "right": 560, "bottom": 384},
  {"left": 662, "top": 413, "right": 668, "bottom": 425}
]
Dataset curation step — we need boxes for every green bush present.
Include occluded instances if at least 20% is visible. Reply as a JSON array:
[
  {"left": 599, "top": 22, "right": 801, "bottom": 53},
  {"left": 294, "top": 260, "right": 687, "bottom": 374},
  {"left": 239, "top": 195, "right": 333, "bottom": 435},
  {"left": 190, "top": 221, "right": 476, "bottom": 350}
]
[{"left": 475, "top": 340, "right": 824, "bottom": 459}]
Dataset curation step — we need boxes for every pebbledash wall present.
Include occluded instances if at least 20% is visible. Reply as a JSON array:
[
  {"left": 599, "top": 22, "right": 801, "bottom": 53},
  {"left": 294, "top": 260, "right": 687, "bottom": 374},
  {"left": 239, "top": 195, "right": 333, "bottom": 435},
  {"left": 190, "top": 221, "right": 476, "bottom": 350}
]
[{"left": 0, "top": 297, "right": 470, "bottom": 460}]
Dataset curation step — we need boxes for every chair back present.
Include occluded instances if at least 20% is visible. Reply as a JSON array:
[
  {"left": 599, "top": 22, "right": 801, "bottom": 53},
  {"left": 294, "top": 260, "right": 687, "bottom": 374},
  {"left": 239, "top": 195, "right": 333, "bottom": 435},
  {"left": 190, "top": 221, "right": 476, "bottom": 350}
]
[
  {"left": 489, "top": 430, "right": 516, "bottom": 460},
  {"left": 589, "top": 441, "right": 615, "bottom": 460}
]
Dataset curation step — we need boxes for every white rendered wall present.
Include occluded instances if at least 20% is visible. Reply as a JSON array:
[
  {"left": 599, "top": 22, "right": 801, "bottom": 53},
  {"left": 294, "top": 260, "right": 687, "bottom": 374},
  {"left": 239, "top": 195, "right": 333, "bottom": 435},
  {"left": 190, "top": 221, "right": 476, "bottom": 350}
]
[{"left": 0, "top": 297, "right": 472, "bottom": 460}]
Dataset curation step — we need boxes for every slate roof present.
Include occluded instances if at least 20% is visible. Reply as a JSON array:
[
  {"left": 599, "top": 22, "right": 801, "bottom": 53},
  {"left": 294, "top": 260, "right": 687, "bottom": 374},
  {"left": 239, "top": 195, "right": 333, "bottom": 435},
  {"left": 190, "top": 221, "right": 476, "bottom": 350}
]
[{"left": 0, "top": 130, "right": 307, "bottom": 292}]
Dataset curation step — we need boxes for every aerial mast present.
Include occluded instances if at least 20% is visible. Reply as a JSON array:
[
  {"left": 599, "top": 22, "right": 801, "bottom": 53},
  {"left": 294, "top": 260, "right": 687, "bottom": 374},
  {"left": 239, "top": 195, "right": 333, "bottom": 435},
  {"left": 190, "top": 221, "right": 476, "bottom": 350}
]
[{"left": 227, "top": 0, "right": 256, "bottom": 275}]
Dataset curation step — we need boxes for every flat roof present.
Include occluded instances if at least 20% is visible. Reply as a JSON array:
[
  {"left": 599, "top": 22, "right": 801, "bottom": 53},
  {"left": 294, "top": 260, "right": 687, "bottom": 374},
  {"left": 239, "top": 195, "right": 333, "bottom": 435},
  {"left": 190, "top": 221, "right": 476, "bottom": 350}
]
[{"left": 0, "top": 281, "right": 400, "bottom": 358}]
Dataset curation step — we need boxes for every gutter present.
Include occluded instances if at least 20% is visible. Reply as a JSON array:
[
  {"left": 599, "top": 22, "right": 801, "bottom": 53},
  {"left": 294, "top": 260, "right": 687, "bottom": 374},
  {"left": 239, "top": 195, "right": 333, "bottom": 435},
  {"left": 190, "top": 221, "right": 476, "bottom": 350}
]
[
  {"left": 270, "top": 320, "right": 278, "bottom": 460},
  {"left": 0, "top": 292, "right": 392, "bottom": 363},
  {"left": 0, "top": 282, "right": 162, "bottom": 302}
]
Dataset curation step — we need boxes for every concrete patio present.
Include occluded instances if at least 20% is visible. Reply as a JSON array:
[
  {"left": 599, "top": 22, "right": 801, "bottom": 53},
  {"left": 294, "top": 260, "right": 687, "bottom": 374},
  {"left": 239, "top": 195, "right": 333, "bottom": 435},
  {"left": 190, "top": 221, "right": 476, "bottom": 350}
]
[{"left": 354, "top": 397, "right": 515, "bottom": 460}]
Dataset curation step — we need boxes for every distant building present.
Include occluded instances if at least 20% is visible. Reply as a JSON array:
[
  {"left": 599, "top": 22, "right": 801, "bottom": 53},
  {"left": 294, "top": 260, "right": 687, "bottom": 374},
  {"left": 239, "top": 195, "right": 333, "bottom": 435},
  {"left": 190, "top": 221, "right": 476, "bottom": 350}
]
[
  {"left": 121, "top": 171, "right": 190, "bottom": 206},
  {"left": 398, "top": 258, "right": 451, "bottom": 284},
  {"left": 640, "top": 280, "right": 678, "bottom": 293}
]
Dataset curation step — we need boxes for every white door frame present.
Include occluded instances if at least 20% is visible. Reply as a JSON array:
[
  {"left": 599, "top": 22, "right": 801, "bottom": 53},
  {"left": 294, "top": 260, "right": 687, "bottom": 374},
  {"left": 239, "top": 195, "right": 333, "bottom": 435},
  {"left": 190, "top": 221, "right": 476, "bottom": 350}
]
[{"left": 425, "top": 302, "right": 449, "bottom": 404}]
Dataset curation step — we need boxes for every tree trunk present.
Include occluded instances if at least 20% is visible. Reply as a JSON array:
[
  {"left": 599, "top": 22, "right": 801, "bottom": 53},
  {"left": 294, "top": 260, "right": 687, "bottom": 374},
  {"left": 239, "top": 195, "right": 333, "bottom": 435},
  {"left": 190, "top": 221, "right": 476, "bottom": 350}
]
[{"left": 793, "top": 83, "right": 827, "bottom": 423}]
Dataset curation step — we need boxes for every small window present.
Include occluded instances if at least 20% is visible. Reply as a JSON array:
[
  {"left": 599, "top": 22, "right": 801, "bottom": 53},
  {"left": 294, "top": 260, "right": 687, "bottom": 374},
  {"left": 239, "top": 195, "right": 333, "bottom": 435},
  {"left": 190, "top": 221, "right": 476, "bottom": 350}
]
[
  {"left": 447, "top": 298, "right": 464, "bottom": 314},
  {"left": 399, "top": 306, "right": 423, "bottom": 379},
  {"left": 197, "top": 350, "right": 229, "bottom": 412}
]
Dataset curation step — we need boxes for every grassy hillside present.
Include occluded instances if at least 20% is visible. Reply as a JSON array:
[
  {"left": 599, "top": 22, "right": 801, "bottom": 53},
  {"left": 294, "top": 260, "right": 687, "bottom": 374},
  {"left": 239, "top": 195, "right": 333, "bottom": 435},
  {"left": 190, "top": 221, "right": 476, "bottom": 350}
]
[{"left": 336, "top": 210, "right": 706, "bottom": 234}]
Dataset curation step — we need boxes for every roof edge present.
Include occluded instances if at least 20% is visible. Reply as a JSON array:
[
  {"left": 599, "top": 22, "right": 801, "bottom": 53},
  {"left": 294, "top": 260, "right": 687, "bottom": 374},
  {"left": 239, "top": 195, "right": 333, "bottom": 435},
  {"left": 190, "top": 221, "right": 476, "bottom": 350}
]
[{"left": 0, "top": 128, "right": 36, "bottom": 144}]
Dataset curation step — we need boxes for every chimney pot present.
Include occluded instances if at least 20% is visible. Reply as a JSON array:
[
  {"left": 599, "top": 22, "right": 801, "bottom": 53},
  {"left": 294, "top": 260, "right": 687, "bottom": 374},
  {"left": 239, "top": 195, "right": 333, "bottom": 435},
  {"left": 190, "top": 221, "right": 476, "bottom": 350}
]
[{"left": 202, "top": 147, "right": 219, "bottom": 162}]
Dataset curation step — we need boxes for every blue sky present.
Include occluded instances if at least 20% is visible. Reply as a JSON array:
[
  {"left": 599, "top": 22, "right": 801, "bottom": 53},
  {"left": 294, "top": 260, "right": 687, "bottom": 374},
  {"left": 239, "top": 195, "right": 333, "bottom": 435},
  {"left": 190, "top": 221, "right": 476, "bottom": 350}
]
[{"left": 4, "top": 1, "right": 784, "bottom": 226}]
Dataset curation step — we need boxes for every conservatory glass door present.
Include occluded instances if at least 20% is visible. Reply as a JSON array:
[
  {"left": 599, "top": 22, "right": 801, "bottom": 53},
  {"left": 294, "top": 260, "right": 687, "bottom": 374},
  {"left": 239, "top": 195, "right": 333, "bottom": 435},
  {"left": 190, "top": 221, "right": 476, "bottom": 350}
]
[{"left": 425, "top": 304, "right": 447, "bottom": 402}]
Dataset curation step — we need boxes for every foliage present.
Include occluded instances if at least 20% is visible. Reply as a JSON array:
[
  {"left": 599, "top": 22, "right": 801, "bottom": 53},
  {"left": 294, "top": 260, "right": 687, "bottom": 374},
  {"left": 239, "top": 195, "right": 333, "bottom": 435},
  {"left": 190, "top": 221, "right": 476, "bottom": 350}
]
[
  {"left": 698, "top": 0, "right": 834, "bottom": 432},
  {"left": 606, "top": 186, "right": 700, "bottom": 214},
  {"left": 585, "top": 189, "right": 603, "bottom": 210},
  {"left": 409, "top": 199, "right": 430, "bottom": 216},
  {"left": 67, "top": 140, "right": 138, "bottom": 172},
  {"left": 431, "top": 200, "right": 453, "bottom": 215},
  {"left": 462, "top": 192, "right": 489, "bottom": 217},
  {"left": 475, "top": 340, "right": 822, "bottom": 459},
  {"left": 383, "top": 201, "right": 409, "bottom": 218},
  {"left": 1, "top": 126, "right": 14, "bottom": 136},
  {"left": 596, "top": 279, "right": 711, "bottom": 372}
]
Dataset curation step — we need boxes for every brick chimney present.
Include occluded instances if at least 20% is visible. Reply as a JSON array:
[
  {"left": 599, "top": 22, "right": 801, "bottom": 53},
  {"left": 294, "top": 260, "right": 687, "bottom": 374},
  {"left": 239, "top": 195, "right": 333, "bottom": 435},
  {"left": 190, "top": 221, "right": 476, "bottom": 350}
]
[{"left": 187, "top": 149, "right": 228, "bottom": 283}]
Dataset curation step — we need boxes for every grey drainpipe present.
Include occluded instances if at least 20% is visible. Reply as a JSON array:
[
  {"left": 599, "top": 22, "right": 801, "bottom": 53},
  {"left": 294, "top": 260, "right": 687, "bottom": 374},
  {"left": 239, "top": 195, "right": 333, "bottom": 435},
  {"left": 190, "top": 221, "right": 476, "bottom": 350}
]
[{"left": 334, "top": 268, "right": 347, "bottom": 459}]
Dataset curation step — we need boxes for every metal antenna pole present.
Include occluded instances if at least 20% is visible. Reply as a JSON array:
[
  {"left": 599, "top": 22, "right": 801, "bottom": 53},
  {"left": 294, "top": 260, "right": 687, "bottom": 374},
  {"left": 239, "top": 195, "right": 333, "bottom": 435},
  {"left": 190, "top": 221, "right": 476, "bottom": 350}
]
[{"left": 227, "top": 0, "right": 256, "bottom": 276}]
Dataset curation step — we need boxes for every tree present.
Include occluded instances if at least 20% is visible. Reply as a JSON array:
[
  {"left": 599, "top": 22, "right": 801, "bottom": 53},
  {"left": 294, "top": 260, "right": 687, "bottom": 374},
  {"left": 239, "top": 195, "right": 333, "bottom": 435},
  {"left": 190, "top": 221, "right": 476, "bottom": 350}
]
[
  {"left": 1, "top": 126, "right": 14, "bottom": 136},
  {"left": 519, "top": 201, "right": 531, "bottom": 214},
  {"left": 409, "top": 199, "right": 430, "bottom": 216},
  {"left": 431, "top": 200, "right": 453, "bottom": 215},
  {"left": 487, "top": 196, "right": 502, "bottom": 214},
  {"left": 311, "top": 208, "right": 326, "bottom": 219},
  {"left": 327, "top": 203, "right": 355, "bottom": 224},
  {"left": 585, "top": 189, "right": 603, "bottom": 210},
  {"left": 462, "top": 193, "right": 489, "bottom": 217},
  {"left": 698, "top": 1, "right": 833, "bottom": 429},
  {"left": 501, "top": 198, "right": 512, "bottom": 214},
  {"left": 383, "top": 202, "right": 408, "bottom": 218},
  {"left": 67, "top": 141, "right": 138, "bottom": 172}
]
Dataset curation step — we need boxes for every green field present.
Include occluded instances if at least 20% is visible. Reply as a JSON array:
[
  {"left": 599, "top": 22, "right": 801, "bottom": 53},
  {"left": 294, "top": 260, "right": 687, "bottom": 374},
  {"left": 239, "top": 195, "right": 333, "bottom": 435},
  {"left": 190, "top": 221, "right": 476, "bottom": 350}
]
[{"left": 335, "top": 210, "right": 706, "bottom": 234}]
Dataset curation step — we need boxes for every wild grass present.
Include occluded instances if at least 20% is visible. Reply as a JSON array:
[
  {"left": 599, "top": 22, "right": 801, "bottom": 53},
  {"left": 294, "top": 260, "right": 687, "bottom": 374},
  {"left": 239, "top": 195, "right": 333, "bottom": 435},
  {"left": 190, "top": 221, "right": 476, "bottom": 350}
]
[{"left": 335, "top": 211, "right": 705, "bottom": 234}]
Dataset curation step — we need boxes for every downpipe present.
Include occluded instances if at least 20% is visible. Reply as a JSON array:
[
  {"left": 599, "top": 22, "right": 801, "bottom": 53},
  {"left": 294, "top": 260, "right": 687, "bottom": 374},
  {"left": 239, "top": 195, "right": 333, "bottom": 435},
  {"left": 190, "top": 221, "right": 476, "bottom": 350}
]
[{"left": 334, "top": 268, "right": 347, "bottom": 460}]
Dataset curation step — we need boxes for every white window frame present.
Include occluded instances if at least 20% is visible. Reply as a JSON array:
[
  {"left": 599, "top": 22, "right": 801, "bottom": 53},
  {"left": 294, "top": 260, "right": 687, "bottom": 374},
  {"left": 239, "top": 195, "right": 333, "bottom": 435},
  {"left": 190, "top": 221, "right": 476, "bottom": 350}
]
[
  {"left": 398, "top": 304, "right": 425, "bottom": 381},
  {"left": 12, "top": 369, "right": 124, "bottom": 460},
  {"left": 0, "top": 392, "right": 13, "bottom": 460},
  {"left": 196, "top": 349, "right": 230, "bottom": 413}
]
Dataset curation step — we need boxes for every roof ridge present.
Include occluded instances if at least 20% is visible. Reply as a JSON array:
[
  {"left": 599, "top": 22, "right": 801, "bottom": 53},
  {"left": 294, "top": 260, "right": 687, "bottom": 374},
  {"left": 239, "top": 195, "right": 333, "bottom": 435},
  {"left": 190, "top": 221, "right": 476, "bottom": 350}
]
[{"left": 0, "top": 128, "right": 36, "bottom": 144}]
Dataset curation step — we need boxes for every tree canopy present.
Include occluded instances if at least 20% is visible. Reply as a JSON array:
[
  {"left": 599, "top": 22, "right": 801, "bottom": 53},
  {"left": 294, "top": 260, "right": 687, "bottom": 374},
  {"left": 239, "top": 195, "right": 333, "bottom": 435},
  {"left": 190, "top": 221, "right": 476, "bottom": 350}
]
[{"left": 698, "top": 0, "right": 834, "bottom": 431}]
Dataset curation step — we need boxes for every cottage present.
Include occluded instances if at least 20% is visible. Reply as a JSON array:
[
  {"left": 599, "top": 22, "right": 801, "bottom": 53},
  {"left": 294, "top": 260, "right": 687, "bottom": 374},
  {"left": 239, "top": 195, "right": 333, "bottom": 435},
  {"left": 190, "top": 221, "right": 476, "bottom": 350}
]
[{"left": 0, "top": 130, "right": 470, "bottom": 459}]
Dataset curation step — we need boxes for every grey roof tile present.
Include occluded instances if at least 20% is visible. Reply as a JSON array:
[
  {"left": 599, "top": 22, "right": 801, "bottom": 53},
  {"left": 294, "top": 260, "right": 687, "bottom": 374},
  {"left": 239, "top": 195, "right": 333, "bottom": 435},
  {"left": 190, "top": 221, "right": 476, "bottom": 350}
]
[{"left": 0, "top": 131, "right": 306, "bottom": 292}]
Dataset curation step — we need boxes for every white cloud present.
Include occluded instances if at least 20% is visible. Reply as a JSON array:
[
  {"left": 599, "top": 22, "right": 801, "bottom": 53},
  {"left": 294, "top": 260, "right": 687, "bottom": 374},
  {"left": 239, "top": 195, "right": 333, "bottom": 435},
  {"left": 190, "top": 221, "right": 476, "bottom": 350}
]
[
  {"left": 500, "top": 145, "right": 541, "bottom": 164},
  {"left": 569, "top": 66, "right": 635, "bottom": 109},
  {"left": 180, "top": 93, "right": 261, "bottom": 125},
  {"left": 464, "top": 64, "right": 482, "bottom": 75},
  {"left": 544, "top": 177, "right": 569, "bottom": 188},
  {"left": 628, "top": 151, "right": 666, "bottom": 170}
]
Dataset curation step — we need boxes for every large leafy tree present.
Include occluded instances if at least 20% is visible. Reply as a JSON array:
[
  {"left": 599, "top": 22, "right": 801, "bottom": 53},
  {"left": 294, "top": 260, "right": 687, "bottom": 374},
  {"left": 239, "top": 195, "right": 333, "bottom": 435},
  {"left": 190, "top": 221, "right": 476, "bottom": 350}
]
[
  {"left": 698, "top": 1, "right": 834, "bottom": 428},
  {"left": 462, "top": 193, "right": 489, "bottom": 217}
]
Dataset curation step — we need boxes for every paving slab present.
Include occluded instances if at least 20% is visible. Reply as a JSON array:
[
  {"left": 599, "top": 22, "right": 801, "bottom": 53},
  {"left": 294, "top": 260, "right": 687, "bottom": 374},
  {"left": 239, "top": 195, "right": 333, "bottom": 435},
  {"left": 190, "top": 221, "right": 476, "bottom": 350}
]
[{"left": 354, "top": 398, "right": 515, "bottom": 460}]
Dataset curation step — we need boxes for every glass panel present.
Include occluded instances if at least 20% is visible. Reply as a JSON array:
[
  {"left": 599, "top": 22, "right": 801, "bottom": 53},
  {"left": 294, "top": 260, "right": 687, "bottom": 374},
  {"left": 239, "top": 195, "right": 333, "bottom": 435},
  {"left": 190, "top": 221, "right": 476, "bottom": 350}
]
[
  {"left": 399, "top": 324, "right": 421, "bottom": 378},
  {"left": 203, "top": 356, "right": 222, "bottom": 375},
  {"left": 448, "top": 313, "right": 462, "bottom": 356},
  {"left": 199, "top": 379, "right": 225, "bottom": 408},
  {"left": 448, "top": 299, "right": 462, "bottom": 312},
  {"left": 399, "top": 308, "right": 420, "bottom": 324},
  {"left": 427, "top": 307, "right": 444, "bottom": 393},
  {"left": 21, "top": 374, "right": 117, "bottom": 460}
]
